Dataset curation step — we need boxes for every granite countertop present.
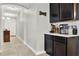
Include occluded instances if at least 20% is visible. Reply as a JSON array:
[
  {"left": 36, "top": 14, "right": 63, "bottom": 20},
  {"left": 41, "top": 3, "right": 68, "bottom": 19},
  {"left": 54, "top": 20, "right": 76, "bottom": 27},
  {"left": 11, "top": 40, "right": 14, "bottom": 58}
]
[{"left": 45, "top": 33, "right": 79, "bottom": 37}]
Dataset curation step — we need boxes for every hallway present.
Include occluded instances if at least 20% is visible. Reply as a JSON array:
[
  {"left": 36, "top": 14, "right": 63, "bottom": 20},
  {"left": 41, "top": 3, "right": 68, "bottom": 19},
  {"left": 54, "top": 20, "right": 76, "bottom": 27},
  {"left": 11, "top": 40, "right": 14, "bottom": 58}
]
[
  {"left": 0, "top": 37, "right": 35, "bottom": 56},
  {"left": 0, "top": 3, "right": 49, "bottom": 56}
]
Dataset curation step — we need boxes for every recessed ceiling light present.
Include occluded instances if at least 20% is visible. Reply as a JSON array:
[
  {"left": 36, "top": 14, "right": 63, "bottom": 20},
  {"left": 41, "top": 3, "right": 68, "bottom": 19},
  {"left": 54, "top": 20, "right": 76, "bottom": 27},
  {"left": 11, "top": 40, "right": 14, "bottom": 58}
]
[
  {"left": 3, "top": 13, "right": 17, "bottom": 17},
  {"left": 7, "top": 17, "right": 11, "bottom": 20},
  {"left": 3, "top": 5, "right": 19, "bottom": 11}
]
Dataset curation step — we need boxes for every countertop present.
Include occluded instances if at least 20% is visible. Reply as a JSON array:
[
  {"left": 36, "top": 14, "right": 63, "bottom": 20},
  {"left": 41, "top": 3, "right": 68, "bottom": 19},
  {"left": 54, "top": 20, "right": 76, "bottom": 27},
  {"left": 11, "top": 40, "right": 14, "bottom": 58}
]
[{"left": 45, "top": 33, "right": 79, "bottom": 37}]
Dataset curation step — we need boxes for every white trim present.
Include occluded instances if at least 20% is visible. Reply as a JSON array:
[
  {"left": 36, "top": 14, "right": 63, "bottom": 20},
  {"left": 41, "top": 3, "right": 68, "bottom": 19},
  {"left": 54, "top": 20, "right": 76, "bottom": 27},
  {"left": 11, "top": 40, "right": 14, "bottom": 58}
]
[
  {"left": 36, "top": 51, "right": 46, "bottom": 55},
  {"left": 16, "top": 35, "right": 46, "bottom": 55},
  {"left": 16, "top": 35, "right": 23, "bottom": 42},
  {"left": 23, "top": 41, "right": 37, "bottom": 55},
  {"left": 23, "top": 41, "right": 46, "bottom": 55}
]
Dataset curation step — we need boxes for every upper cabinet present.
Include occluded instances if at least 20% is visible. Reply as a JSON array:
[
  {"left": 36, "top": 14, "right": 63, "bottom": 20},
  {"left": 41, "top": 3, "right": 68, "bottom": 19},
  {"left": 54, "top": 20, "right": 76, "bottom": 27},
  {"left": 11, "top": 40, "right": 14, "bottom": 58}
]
[
  {"left": 50, "top": 3, "right": 74, "bottom": 23},
  {"left": 50, "top": 3, "right": 60, "bottom": 22},
  {"left": 76, "top": 3, "right": 79, "bottom": 20},
  {"left": 60, "top": 3, "right": 74, "bottom": 21}
]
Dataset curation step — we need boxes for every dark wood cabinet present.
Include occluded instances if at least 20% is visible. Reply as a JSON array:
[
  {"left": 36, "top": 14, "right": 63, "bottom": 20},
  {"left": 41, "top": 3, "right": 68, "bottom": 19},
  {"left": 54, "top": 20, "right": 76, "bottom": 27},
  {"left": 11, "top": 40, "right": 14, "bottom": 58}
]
[
  {"left": 44, "top": 34, "right": 79, "bottom": 56},
  {"left": 44, "top": 34, "right": 54, "bottom": 55},
  {"left": 54, "top": 36, "right": 67, "bottom": 56},
  {"left": 54, "top": 41, "right": 66, "bottom": 56},
  {"left": 76, "top": 3, "right": 79, "bottom": 20},
  {"left": 50, "top": 3, "right": 74, "bottom": 23},
  {"left": 50, "top": 3, "right": 60, "bottom": 22},
  {"left": 44, "top": 34, "right": 67, "bottom": 56},
  {"left": 4, "top": 30, "right": 10, "bottom": 42},
  {"left": 60, "top": 3, "right": 74, "bottom": 21}
]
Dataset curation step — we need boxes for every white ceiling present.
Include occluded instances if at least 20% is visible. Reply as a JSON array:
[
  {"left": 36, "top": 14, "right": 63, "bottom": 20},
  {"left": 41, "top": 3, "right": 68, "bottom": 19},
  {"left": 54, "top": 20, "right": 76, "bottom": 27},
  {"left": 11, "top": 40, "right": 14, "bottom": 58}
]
[
  {"left": 2, "top": 4, "right": 21, "bottom": 19},
  {"left": 1, "top": 3, "right": 34, "bottom": 19}
]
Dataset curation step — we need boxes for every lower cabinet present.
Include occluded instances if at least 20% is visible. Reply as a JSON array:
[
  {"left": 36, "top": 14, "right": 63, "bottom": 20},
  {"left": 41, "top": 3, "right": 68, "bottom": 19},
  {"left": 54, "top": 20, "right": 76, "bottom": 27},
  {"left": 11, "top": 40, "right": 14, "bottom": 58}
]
[
  {"left": 44, "top": 34, "right": 79, "bottom": 56},
  {"left": 44, "top": 34, "right": 67, "bottom": 56},
  {"left": 54, "top": 41, "right": 66, "bottom": 56},
  {"left": 54, "top": 36, "right": 67, "bottom": 56},
  {"left": 44, "top": 34, "right": 54, "bottom": 55}
]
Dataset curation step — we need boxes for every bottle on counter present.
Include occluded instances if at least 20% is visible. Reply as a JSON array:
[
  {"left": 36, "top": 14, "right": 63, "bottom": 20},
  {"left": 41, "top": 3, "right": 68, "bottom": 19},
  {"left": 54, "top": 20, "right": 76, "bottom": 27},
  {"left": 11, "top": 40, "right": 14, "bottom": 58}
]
[{"left": 72, "top": 25, "right": 77, "bottom": 35}]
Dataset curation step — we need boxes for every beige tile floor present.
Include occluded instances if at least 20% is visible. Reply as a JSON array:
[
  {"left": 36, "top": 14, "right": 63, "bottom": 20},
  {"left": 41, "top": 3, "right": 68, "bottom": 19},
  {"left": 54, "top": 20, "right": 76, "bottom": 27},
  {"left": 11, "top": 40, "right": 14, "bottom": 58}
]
[{"left": 0, "top": 37, "right": 48, "bottom": 56}]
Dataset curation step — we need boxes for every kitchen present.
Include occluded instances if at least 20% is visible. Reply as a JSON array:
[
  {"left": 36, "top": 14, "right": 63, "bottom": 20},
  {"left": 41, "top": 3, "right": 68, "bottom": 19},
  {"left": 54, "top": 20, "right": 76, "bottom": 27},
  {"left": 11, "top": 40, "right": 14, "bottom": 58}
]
[{"left": 44, "top": 3, "right": 79, "bottom": 56}]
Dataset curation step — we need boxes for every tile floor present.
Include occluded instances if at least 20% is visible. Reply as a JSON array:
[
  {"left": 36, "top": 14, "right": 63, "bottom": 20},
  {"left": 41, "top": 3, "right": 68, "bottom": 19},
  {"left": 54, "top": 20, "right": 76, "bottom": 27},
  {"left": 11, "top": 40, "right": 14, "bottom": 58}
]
[{"left": 0, "top": 37, "right": 48, "bottom": 56}]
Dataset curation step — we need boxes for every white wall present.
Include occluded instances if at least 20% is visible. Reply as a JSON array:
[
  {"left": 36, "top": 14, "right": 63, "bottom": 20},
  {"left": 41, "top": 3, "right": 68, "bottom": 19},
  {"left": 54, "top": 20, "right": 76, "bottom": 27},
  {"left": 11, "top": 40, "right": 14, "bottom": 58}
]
[
  {"left": 36, "top": 3, "right": 51, "bottom": 52},
  {"left": 22, "top": 3, "right": 51, "bottom": 55},
  {"left": 16, "top": 3, "right": 51, "bottom": 55},
  {"left": 16, "top": 10, "right": 24, "bottom": 40},
  {"left": 27, "top": 10, "right": 38, "bottom": 52},
  {"left": 20, "top": 9, "right": 38, "bottom": 53}
]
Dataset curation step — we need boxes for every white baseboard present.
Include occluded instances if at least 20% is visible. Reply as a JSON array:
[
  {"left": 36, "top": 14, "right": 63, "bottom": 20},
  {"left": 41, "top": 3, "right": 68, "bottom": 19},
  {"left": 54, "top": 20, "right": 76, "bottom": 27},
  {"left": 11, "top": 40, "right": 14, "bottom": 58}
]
[
  {"left": 16, "top": 35, "right": 46, "bottom": 55},
  {"left": 23, "top": 41, "right": 37, "bottom": 55},
  {"left": 24, "top": 41, "right": 46, "bottom": 55},
  {"left": 16, "top": 35, "right": 23, "bottom": 42},
  {"left": 36, "top": 51, "right": 46, "bottom": 55},
  {"left": 10, "top": 35, "right": 16, "bottom": 37}
]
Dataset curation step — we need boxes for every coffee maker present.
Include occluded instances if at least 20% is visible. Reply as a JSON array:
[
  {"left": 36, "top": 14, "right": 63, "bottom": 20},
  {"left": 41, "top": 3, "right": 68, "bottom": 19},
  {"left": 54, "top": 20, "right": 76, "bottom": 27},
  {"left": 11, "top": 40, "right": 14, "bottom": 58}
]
[{"left": 59, "top": 24, "right": 69, "bottom": 34}]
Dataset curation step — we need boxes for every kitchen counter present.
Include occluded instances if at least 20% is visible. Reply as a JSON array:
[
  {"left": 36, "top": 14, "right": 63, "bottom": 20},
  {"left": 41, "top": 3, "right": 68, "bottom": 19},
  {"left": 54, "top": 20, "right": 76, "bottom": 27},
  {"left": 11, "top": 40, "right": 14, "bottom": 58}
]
[{"left": 45, "top": 33, "right": 79, "bottom": 37}]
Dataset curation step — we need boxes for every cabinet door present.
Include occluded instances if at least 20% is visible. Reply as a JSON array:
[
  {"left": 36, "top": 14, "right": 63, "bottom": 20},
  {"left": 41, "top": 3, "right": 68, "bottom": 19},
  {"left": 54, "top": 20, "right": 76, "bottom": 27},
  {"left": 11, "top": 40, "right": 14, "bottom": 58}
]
[
  {"left": 60, "top": 3, "right": 74, "bottom": 21},
  {"left": 50, "top": 3, "right": 60, "bottom": 23},
  {"left": 44, "top": 34, "right": 54, "bottom": 55},
  {"left": 54, "top": 36, "right": 67, "bottom": 56},
  {"left": 54, "top": 41, "right": 66, "bottom": 56},
  {"left": 76, "top": 3, "right": 79, "bottom": 20},
  {"left": 76, "top": 37, "right": 79, "bottom": 55}
]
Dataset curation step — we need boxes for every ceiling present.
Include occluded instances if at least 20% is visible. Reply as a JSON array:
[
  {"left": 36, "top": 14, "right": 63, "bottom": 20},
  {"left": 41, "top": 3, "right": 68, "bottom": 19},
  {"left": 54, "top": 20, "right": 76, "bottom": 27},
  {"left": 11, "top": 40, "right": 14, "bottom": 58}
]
[
  {"left": 1, "top": 3, "right": 34, "bottom": 19},
  {"left": 2, "top": 4, "right": 22, "bottom": 19}
]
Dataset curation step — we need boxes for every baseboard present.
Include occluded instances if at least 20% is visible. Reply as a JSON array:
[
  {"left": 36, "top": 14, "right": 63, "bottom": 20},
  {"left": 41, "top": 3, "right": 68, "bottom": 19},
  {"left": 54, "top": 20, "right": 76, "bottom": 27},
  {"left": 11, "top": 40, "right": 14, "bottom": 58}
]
[
  {"left": 16, "top": 35, "right": 23, "bottom": 42},
  {"left": 16, "top": 35, "right": 46, "bottom": 55},
  {"left": 24, "top": 41, "right": 46, "bottom": 55},
  {"left": 23, "top": 41, "right": 37, "bottom": 55},
  {"left": 10, "top": 35, "right": 16, "bottom": 37},
  {"left": 35, "top": 50, "right": 46, "bottom": 55}
]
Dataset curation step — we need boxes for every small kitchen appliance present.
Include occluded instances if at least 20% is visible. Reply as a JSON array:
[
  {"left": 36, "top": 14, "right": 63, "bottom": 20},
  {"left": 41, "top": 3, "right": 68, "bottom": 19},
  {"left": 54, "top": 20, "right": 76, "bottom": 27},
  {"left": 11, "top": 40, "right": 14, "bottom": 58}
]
[{"left": 59, "top": 24, "right": 69, "bottom": 34}]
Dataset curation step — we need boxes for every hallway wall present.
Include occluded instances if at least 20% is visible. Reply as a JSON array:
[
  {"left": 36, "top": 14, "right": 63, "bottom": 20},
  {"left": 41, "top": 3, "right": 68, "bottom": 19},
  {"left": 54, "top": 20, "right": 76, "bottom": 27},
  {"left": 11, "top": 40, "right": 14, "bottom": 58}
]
[
  {"left": 22, "top": 3, "right": 51, "bottom": 55},
  {"left": 35, "top": 3, "right": 51, "bottom": 52},
  {"left": 16, "top": 12, "right": 24, "bottom": 40},
  {"left": 26, "top": 10, "right": 38, "bottom": 52},
  {"left": 16, "top": 3, "right": 51, "bottom": 55}
]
